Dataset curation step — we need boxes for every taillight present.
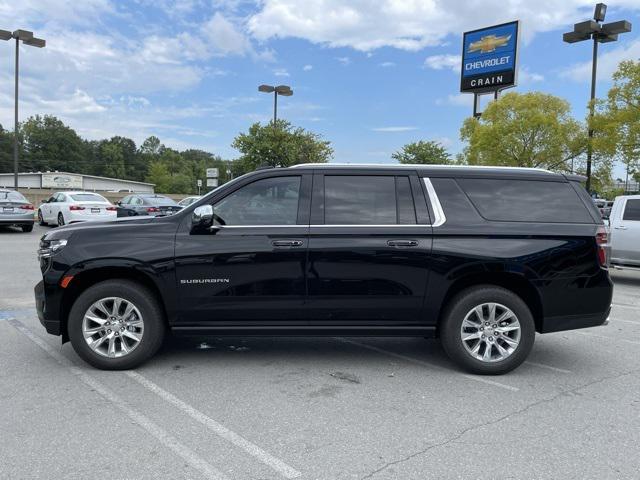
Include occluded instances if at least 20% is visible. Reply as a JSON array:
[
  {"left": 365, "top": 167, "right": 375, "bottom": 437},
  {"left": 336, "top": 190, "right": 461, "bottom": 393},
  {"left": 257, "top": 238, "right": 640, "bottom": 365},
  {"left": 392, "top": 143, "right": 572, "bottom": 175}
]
[
  {"left": 20, "top": 204, "right": 34, "bottom": 210},
  {"left": 106, "top": 206, "right": 117, "bottom": 211},
  {"left": 147, "top": 207, "right": 159, "bottom": 213},
  {"left": 69, "top": 205, "right": 85, "bottom": 211},
  {"left": 596, "top": 225, "right": 608, "bottom": 267}
]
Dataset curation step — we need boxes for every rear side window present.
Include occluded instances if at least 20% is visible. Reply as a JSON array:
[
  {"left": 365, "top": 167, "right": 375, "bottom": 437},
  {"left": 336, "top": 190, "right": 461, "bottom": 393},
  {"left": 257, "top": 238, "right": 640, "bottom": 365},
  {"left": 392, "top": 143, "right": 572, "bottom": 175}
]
[
  {"left": 70, "top": 193, "right": 107, "bottom": 202},
  {"left": 457, "top": 178, "right": 593, "bottom": 223},
  {"left": 623, "top": 199, "right": 640, "bottom": 221},
  {"left": 324, "top": 175, "right": 416, "bottom": 225}
]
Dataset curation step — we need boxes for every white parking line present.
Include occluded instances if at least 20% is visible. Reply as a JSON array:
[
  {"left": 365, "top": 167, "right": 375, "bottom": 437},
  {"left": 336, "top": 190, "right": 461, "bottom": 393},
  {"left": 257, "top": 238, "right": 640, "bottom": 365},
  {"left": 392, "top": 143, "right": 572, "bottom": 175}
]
[
  {"left": 524, "top": 361, "right": 572, "bottom": 374},
  {"left": 612, "top": 318, "right": 640, "bottom": 326},
  {"left": 336, "top": 338, "right": 519, "bottom": 392},
  {"left": 125, "top": 371, "right": 301, "bottom": 479},
  {"left": 612, "top": 303, "right": 640, "bottom": 311},
  {"left": 8, "top": 318, "right": 228, "bottom": 480},
  {"left": 575, "top": 330, "right": 640, "bottom": 346}
]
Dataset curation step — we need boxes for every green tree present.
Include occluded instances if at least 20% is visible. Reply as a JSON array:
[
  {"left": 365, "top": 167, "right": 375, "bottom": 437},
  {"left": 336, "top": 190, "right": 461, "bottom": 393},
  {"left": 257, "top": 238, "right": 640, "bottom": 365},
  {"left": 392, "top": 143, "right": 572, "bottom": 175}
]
[
  {"left": 232, "top": 120, "right": 333, "bottom": 171},
  {"left": 593, "top": 60, "right": 640, "bottom": 183},
  {"left": 145, "top": 161, "right": 172, "bottom": 192},
  {"left": 21, "top": 115, "right": 87, "bottom": 173},
  {"left": 460, "top": 92, "right": 588, "bottom": 172},
  {"left": 392, "top": 140, "right": 451, "bottom": 164},
  {"left": 0, "top": 125, "right": 14, "bottom": 173}
]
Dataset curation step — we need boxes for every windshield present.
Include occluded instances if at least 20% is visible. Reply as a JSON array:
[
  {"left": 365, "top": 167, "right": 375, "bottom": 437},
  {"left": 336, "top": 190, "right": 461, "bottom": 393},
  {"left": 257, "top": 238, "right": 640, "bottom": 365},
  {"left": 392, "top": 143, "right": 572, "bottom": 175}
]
[
  {"left": 0, "top": 191, "right": 27, "bottom": 202},
  {"left": 70, "top": 193, "right": 108, "bottom": 202},
  {"left": 144, "top": 196, "right": 177, "bottom": 206}
]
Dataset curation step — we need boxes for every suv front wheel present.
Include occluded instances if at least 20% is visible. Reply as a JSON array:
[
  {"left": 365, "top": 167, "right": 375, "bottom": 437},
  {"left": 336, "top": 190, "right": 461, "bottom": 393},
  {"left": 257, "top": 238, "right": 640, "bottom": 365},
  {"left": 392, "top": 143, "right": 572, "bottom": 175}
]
[
  {"left": 68, "top": 280, "right": 165, "bottom": 370},
  {"left": 440, "top": 286, "right": 535, "bottom": 375}
]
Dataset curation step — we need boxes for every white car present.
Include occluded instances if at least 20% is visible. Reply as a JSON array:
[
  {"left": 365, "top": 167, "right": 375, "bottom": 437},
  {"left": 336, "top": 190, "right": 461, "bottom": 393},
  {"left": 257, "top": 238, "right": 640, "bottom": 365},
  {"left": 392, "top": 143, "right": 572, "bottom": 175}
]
[
  {"left": 608, "top": 194, "right": 640, "bottom": 270},
  {"left": 38, "top": 191, "right": 117, "bottom": 227}
]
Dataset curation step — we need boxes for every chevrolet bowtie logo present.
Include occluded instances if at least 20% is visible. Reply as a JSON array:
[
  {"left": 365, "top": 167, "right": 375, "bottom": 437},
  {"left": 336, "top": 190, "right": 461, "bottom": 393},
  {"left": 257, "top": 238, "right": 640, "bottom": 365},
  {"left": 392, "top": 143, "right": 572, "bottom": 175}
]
[{"left": 468, "top": 34, "right": 511, "bottom": 53}]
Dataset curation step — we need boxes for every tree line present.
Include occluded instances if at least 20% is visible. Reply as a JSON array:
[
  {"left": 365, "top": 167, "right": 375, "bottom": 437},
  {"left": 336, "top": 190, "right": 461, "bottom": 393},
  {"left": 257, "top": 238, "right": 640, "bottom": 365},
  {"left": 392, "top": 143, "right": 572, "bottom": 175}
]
[{"left": 1, "top": 60, "right": 638, "bottom": 196}]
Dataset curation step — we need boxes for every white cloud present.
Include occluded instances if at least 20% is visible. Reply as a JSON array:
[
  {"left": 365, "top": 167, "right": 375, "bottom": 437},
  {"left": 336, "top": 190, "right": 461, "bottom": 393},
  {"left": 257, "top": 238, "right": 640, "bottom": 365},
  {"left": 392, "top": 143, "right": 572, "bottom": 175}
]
[
  {"left": 336, "top": 56, "right": 351, "bottom": 65},
  {"left": 303, "top": 64, "right": 313, "bottom": 71},
  {"left": 201, "top": 12, "right": 253, "bottom": 56},
  {"left": 273, "top": 68, "right": 290, "bottom": 77},
  {"left": 519, "top": 68, "right": 544, "bottom": 84},
  {"left": 561, "top": 38, "right": 640, "bottom": 83},
  {"left": 424, "top": 54, "right": 461, "bottom": 72},
  {"left": 372, "top": 126, "right": 418, "bottom": 132},
  {"left": 378, "top": 62, "right": 396, "bottom": 68},
  {"left": 436, "top": 93, "right": 474, "bottom": 107},
  {"left": 248, "top": 0, "right": 640, "bottom": 51}
]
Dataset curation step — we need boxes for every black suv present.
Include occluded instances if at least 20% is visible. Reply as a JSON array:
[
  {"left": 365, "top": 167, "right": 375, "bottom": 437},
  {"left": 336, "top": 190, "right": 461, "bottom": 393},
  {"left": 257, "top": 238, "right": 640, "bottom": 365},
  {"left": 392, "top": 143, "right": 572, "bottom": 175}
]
[{"left": 35, "top": 165, "right": 612, "bottom": 374}]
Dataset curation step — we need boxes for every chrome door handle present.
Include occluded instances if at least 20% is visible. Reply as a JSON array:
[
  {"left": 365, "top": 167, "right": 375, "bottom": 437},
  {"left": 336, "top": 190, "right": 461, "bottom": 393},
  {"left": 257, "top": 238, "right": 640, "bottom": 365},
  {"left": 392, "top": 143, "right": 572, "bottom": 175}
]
[
  {"left": 272, "top": 239, "right": 304, "bottom": 247},
  {"left": 387, "top": 239, "right": 418, "bottom": 247}
]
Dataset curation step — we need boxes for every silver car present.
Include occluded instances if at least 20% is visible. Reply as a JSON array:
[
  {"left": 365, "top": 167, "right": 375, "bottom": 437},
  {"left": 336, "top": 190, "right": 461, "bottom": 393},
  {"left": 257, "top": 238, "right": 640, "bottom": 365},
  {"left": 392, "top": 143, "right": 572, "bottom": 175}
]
[{"left": 0, "top": 189, "right": 35, "bottom": 232}]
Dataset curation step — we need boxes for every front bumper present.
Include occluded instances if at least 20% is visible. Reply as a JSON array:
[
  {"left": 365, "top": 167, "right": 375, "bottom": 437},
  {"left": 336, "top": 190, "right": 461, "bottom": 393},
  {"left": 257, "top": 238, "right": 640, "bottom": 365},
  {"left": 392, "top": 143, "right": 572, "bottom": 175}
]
[{"left": 35, "top": 280, "right": 61, "bottom": 336}]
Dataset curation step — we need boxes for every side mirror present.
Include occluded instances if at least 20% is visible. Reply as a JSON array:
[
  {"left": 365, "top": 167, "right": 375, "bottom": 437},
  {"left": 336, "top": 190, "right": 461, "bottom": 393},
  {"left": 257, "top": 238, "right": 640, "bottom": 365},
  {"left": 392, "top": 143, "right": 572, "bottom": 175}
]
[
  {"left": 116, "top": 201, "right": 122, "bottom": 206},
  {"left": 191, "top": 205, "right": 214, "bottom": 230}
]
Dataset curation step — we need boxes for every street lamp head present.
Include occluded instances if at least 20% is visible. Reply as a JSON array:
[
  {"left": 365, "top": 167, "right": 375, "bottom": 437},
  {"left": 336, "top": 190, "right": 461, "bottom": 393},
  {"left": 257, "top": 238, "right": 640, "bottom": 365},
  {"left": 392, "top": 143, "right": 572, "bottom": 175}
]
[
  {"left": 24, "top": 37, "right": 46, "bottom": 48},
  {"left": 574, "top": 20, "right": 600, "bottom": 34},
  {"left": 275, "top": 85, "right": 293, "bottom": 96},
  {"left": 258, "top": 84, "right": 275, "bottom": 93},
  {"left": 0, "top": 29, "right": 12, "bottom": 41},
  {"left": 594, "top": 3, "right": 607, "bottom": 22},
  {"left": 563, "top": 31, "right": 591, "bottom": 43},
  {"left": 601, "top": 20, "right": 632, "bottom": 35},
  {"left": 12, "top": 29, "right": 33, "bottom": 41}
]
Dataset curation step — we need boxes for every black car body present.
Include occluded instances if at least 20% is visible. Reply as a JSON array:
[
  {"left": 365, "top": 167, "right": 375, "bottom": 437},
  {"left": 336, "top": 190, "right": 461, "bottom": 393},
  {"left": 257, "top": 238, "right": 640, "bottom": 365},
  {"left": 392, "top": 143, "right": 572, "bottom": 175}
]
[
  {"left": 116, "top": 194, "right": 182, "bottom": 217},
  {"left": 35, "top": 165, "right": 613, "bottom": 373}
]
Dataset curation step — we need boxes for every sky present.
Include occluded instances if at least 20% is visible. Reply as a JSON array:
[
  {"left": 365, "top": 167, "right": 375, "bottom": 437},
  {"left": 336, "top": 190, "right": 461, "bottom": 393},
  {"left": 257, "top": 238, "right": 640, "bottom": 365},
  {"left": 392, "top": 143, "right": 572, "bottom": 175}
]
[{"left": 1, "top": 0, "right": 640, "bottom": 179}]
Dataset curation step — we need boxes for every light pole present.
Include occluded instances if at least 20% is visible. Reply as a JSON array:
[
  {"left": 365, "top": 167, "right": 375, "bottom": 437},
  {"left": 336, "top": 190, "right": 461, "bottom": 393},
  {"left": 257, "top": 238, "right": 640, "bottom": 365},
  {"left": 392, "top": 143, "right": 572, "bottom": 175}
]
[
  {"left": 563, "top": 4, "right": 631, "bottom": 192},
  {"left": 258, "top": 84, "right": 293, "bottom": 124},
  {"left": 0, "top": 29, "right": 46, "bottom": 189}
]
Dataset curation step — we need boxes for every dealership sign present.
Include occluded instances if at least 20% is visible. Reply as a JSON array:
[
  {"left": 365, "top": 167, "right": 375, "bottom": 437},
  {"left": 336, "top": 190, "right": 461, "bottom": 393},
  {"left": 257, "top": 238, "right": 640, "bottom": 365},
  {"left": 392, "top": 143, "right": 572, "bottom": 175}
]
[
  {"left": 461, "top": 21, "right": 519, "bottom": 93},
  {"left": 41, "top": 173, "right": 83, "bottom": 189}
]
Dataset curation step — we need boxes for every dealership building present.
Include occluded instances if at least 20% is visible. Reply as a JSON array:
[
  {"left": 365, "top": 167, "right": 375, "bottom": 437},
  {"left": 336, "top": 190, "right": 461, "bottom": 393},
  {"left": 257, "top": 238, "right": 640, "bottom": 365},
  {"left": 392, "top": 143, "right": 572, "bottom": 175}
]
[{"left": 0, "top": 171, "right": 155, "bottom": 193}]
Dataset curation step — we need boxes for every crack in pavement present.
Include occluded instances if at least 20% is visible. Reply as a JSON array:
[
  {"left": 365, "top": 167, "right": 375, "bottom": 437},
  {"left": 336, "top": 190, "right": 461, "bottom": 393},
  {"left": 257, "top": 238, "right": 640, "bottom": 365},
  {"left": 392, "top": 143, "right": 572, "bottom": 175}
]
[{"left": 359, "top": 367, "right": 640, "bottom": 480}]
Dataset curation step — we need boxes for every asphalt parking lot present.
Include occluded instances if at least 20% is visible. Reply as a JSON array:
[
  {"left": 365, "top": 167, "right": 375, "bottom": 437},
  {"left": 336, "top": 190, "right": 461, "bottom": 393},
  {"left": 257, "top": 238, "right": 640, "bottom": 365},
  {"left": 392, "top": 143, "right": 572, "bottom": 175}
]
[{"left": 1, "top": 223, "right": 639, "bottom": 480}]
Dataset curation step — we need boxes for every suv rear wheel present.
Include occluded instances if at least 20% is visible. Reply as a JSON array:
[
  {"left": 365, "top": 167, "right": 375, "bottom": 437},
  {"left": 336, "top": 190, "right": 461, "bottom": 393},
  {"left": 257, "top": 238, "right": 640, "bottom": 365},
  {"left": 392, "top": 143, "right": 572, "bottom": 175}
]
[
  {"left": 68, "top": 280, "right": 165, "bottom": 370},
  {"left": 440, "top": 286, "right": 535, "bottom": 375}
]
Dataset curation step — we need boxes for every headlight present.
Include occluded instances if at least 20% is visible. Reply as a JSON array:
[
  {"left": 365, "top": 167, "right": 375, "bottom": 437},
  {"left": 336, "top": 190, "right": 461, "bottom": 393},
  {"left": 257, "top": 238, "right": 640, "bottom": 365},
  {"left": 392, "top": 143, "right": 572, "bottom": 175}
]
[{"left": 38, "top": 238, "right": 68, "bottom": 259}]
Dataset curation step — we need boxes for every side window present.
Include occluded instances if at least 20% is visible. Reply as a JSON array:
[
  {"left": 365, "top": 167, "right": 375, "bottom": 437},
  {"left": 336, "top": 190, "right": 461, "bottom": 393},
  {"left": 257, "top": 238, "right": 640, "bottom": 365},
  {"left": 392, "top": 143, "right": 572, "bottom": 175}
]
[
  {"left": 623, "top": 199, "right": 640, "bottom": 221},
  {"left": 56, "top": 193, "right": 66, "bottom": 202},
  {"left": 47, "top": 195, "right": 56, "bottom": 203},
  {"left": 324, "top": 175, "right": 409, "bottom": 225},
  {"left": 132, "top": 197, "right": 143, "bottom": 206},
  {"left": 120, "top": 196, "right": 130, "bottom": 205},
  {"left": 457, "top": 178, "right": 593, "bottom": 223},
  {"left": 214, "top": 176, "right": 301, "bottom": 225}
]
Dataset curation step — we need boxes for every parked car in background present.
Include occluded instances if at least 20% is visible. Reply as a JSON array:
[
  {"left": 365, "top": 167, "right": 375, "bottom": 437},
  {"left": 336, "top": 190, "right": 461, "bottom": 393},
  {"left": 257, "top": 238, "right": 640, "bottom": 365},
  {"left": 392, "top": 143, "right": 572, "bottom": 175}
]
[
  {"left": 177, "top": 196, "right": 201, "bottom": 208},
  {"left": 116, "top": 194, "right": 182, "bottom": 217},
  {"left": 0, "top": 189, "right": 34, "bottom": 232},
  {"left": 37, "top": 191, "right": 116, "bottom": 227},
  {"left": 608, "top": 194, "right": 640, "bottom": 270}
]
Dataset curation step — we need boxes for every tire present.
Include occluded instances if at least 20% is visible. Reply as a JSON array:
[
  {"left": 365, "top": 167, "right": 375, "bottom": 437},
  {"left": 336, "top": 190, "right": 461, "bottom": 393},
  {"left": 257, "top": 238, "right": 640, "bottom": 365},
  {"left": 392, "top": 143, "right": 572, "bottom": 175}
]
[
  {"left": 38, "top": 210, "right": 47, "bottom": 226},
  {"left": 22, "top": 224, "right": 34, "bottom": 233},
  {"left": 440, "top": 286, "right": 535, "bottom": 375},
  {"left": 68, "top": 280, "right": 165, "bottom": 370},
  {"left": 57, "top": 212, "right": 65, "bottom": 227}
]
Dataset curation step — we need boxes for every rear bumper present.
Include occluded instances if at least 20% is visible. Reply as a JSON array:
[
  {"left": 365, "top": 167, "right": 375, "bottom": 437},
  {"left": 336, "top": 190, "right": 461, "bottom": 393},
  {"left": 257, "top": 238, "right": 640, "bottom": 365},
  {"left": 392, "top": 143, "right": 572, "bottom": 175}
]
[
  {"left": 539, "top": 308, "right": 610, "bottom": 333},
  {"left": 35, "top": 280, "right": 62, "bottom": 336},
  {"left": 0, "top": 215, "right": 34, "bottom": 225},
  {"left": 66, "top": 212, "right": 117, "bottom": 224}
]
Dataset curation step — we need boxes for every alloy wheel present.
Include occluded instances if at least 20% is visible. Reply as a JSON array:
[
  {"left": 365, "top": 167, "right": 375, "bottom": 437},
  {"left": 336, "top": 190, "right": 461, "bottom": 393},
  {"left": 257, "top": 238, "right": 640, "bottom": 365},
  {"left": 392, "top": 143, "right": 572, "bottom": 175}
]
[
  {"left": 82, "top": 297, "right": 145, "bottom": 358},
  {"left": 460, "top": 302, "right": 521, "bottom": 363}
]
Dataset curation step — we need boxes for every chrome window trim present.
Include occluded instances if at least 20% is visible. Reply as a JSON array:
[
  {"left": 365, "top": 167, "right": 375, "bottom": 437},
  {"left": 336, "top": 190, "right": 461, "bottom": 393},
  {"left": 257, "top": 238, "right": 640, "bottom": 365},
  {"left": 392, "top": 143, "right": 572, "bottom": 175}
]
[{"left": 423, "top": 177, "right": 446, "bottom": 227}]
